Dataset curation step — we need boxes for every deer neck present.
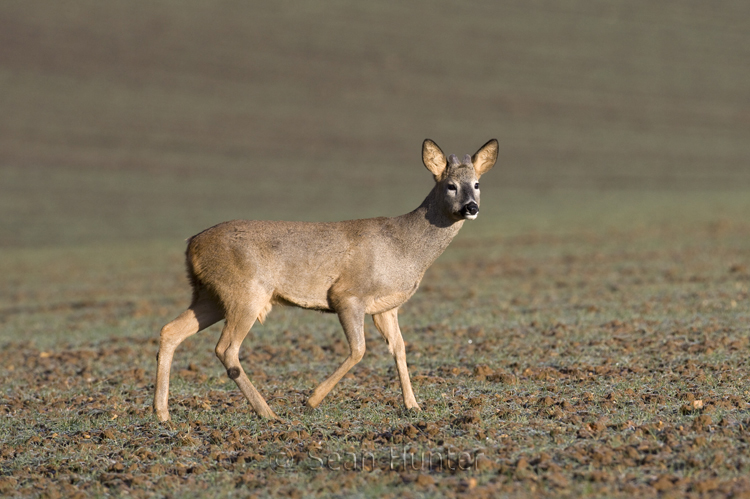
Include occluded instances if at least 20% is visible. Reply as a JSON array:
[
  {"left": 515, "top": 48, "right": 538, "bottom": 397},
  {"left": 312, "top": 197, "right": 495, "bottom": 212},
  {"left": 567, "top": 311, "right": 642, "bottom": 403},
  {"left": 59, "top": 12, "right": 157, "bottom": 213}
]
[{"left": 394, "top": 186, "right": 465, "bottom": 270}]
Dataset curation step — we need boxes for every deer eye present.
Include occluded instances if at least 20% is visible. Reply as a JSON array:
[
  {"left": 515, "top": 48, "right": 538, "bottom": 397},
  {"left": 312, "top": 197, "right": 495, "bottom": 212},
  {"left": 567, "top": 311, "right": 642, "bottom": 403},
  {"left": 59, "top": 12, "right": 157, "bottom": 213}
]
[
  {"left": 474, "top": 182, "right": 480, "bottom": 189},
  {"left": 447, "top": 184, "right": 457, "bottom": 192}
]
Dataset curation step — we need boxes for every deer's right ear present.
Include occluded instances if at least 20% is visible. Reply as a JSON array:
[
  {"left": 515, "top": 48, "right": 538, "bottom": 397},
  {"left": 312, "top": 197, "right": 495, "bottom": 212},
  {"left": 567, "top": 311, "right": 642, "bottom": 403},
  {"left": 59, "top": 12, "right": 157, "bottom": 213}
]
[{"left": 422, "top": 139, "right": 447, "bottom": 178}]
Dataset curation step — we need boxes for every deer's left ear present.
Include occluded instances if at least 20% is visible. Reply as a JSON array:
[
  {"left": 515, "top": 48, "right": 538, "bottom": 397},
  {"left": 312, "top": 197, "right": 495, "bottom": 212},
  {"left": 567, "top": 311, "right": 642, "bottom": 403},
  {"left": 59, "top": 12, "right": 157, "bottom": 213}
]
[{"left": 471, "top": 139, "right": 498, "bottom": 178}]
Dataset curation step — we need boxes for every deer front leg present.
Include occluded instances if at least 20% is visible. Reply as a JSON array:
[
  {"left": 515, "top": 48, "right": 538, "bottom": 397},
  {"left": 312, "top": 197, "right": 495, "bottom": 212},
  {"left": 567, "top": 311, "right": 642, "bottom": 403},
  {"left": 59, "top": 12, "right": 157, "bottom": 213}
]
[
  {"left": 306, "top": 299, "right": 366, "bottom": 409},
  {"left": 372, "top": 308, "right": 421, "bottom": 411}
]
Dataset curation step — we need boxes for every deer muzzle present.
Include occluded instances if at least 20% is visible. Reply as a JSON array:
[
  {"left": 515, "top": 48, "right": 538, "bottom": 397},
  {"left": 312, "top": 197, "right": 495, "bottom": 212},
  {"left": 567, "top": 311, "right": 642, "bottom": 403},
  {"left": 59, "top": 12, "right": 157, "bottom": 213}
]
[{"left": 461, "top": 201, "right": 479, "bottom": 220}]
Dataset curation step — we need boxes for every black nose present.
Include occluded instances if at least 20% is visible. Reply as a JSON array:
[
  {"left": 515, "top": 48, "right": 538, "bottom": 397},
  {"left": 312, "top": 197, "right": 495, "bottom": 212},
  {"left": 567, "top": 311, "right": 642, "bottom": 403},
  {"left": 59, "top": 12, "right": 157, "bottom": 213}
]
[{"left": 462, "top": 202, "right": 478, "bottom": 216}]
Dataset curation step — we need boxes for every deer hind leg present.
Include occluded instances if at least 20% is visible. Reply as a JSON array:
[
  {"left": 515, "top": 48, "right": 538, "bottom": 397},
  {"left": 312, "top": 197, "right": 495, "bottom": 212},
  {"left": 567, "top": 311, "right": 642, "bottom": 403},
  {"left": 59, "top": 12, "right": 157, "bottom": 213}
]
[
  {"left": 215, "top": 290, "right": 278, "bottom": 419},
  {"left": 307, "top": 298, "right": 366, "bottom": 409},
  {"left": 372, "top": 308, "right": 421, "bottom": 411},
  {"left": 154, "top": 294, "right": 224, "bottom": 422}
]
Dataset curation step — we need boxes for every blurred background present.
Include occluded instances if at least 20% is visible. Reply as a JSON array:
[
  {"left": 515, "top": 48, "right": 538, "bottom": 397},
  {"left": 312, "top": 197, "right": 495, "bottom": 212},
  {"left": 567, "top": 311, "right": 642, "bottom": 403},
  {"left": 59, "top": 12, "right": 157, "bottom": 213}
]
[{"left": 1, "top": 0, "right": 749, "bottom": 248}]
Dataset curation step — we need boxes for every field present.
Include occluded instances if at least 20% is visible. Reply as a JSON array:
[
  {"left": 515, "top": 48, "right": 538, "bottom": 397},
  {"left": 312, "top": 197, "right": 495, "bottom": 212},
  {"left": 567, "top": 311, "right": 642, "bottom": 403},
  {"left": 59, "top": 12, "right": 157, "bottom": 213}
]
[{"left": 2, "top": 1, "right": 750, "bottom": 498}]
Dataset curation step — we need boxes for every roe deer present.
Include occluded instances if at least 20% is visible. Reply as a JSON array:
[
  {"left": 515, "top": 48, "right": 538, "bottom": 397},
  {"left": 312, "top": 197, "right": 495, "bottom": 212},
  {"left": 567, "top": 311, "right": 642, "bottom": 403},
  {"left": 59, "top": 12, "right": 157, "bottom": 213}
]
[{"left": 154, "top": 138, "right": 498, "bottom": 421}]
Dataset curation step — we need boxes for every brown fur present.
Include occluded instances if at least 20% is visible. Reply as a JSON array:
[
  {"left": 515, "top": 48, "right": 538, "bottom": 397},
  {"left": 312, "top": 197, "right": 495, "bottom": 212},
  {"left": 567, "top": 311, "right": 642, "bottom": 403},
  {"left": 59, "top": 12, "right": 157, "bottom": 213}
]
[{"left": 153, "top": 139, "right": 498, "bottom": 421}]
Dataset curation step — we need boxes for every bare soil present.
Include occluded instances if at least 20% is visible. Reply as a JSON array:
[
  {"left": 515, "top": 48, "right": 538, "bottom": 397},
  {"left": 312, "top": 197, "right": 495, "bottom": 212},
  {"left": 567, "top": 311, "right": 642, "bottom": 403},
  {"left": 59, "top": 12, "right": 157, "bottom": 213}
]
[{"left": 2, "top": 221, "right": 749, "bottom": 498}]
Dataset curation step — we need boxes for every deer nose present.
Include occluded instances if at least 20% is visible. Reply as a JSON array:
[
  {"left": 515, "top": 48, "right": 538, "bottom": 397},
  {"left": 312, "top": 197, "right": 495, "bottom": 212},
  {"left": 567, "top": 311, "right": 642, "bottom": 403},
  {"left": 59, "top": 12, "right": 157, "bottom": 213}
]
[{"left": 461, "top": 202, "right": 479, "bottom": 218}]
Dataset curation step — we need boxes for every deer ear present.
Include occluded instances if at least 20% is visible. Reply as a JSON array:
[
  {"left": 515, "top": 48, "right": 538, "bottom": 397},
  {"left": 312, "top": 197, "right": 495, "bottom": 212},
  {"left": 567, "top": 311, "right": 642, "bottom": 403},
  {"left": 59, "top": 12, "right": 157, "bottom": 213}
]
[
  {"left": 471, "top": 139, "right": 498, "bottom": 178},
  {"left": 422, "top": 139, "right": 447, "bottom": 178}
]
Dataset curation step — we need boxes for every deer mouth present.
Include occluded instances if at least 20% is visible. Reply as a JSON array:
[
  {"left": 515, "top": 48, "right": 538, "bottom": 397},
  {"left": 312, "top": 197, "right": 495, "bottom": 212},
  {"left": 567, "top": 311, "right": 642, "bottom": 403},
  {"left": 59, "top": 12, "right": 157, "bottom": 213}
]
[{"left": 460, "top": 202, "right": 479, "bottom": 220}]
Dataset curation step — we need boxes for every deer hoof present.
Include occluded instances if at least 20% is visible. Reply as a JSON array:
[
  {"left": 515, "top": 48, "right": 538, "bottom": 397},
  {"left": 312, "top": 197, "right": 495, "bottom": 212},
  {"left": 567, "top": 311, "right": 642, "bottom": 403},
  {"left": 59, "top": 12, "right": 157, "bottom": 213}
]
[
  {"left": 305, "top": 398, "right": 323, "bottom": 413},
  {"left": 258, "top": 408, "right": 279, "bottom": 420}
]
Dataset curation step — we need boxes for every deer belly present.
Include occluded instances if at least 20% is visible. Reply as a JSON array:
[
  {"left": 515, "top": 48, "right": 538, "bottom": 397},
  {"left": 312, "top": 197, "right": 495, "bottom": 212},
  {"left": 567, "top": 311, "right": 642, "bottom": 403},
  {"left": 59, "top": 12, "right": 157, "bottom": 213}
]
[
  {"left": 271, "top": 293, "right": 333, "bottom": 312},
  {"left": 272, "top": 272, "right": 337, "bottom": 312},
  {"left": 364, "top": 281, "right": 420, "bottom": 315}
]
